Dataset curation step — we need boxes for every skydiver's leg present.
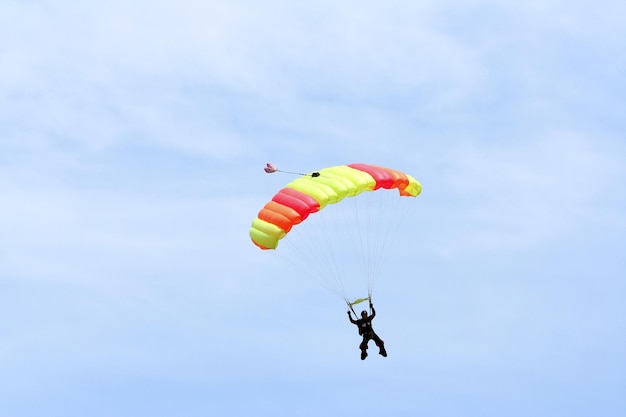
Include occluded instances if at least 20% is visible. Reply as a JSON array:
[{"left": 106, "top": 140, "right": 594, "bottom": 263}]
[
  {"left": 359, "top": 336, "right": 370, "bottom": 360},
  {"left": 372, "top": 333, "right": 387, "bottom": 357}
]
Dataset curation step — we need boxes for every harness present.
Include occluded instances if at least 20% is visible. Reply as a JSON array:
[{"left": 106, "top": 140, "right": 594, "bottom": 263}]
[{"left": 357, "top": 319, "right": 374, "bottom": 336}]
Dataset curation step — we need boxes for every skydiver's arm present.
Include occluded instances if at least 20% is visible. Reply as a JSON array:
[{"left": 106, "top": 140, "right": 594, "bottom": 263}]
[
  {"left": 369, "top": 305, "right": 376, "bottom": 319},
  {"left": 347, "top": 311, "right": 357, "bottom": 324}
]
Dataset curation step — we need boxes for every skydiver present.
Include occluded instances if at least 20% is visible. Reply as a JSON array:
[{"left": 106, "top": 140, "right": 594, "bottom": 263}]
[{"left": 347, "top": 301, "right": 387, "bottom": 360}]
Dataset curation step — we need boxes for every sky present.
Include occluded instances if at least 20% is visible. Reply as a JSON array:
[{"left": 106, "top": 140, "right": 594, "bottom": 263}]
[{"left": 1, "top": 1, "right": 625, "bottom": 416}]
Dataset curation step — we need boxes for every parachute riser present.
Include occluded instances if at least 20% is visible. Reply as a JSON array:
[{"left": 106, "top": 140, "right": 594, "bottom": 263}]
[{"left": 346, "top": 300, "right": 358, "bottom": 318}]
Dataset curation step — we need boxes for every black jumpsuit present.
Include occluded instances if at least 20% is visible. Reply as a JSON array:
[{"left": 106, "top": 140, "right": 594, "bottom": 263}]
[{"left": 349, "top": 307, "right": 386, "bottom": 359}]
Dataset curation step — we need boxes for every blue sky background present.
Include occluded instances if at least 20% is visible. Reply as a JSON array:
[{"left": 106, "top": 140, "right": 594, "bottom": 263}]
[{"left": 1, "top": 1, "right": 625, "bottom": 416}]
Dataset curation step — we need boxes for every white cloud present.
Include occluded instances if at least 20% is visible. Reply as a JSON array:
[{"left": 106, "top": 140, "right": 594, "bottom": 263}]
[
  {"left": 1, "top": 0, "right": 489, "bottom": 158},
  {"left": 432, "top": 134, "right": 624, "bottom": 255}
]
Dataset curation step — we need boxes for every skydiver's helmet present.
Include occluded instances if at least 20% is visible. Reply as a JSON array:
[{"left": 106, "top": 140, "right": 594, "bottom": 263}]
[{"left": 361, "top": 310, "right": 368, "bottom": 318}]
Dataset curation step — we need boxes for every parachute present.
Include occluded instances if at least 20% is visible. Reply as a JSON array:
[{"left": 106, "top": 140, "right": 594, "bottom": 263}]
[{"left": 250, "top": 163, "right": 421, "bottom": 305}]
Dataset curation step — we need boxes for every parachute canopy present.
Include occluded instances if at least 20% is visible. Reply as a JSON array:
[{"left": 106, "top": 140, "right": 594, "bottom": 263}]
[{"left": 250, "top": 163, "right": 421, "bottom": 250}]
